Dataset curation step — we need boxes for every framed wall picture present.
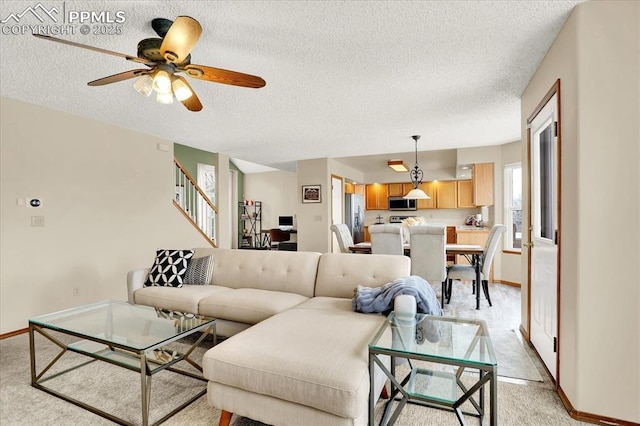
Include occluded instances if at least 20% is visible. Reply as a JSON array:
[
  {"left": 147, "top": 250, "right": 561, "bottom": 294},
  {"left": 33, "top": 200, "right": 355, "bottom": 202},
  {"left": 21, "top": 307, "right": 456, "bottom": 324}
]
[{"left": 302, "top": 185, "right": 322, "bottom": 203}]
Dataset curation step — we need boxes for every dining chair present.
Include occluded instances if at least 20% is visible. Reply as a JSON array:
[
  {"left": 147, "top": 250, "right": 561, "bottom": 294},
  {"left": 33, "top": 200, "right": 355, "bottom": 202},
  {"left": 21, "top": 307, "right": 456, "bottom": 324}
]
[
  {"left": 444, "top": 224, "right": 506, "bottom": 307},
  {"left": 330, "top": 223, "right": 354, "bottom": 253},
  {"left": 269, "top": 228, "right": 290, "bottom": 250},
  {"left": 409, "top": 224, "right": 447, "bottom": 306},
  {"left": 369, "top": 224, "right": 404, "bottom": 255}
]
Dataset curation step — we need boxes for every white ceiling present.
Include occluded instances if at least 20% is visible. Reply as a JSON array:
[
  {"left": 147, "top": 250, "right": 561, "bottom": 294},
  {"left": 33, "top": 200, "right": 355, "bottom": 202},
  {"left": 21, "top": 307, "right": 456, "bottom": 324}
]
[{"left": 0, "top": 0, "right": 584, "bottom": 173}]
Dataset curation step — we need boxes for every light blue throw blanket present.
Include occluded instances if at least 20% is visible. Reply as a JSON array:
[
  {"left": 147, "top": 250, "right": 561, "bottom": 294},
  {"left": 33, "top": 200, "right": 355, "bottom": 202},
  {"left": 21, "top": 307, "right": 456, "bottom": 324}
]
[{"left": 352, "top": 275, "right": 443, "bottom": 316}]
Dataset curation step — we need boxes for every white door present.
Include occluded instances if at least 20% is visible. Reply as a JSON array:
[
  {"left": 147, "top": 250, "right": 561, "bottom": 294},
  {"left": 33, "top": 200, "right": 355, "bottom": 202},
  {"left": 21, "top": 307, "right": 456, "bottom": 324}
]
[
  {"left": 528, "top": 92, "right": 559, "bottom": 379},
  {"left": 331, "top": 175, "right": 343, "bottom": 253}
]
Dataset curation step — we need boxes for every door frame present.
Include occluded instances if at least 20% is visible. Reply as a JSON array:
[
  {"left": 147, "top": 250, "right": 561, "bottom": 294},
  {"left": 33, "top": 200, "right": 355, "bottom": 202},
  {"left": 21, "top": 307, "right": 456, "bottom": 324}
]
[
  {"left": 526, "top": 79, "right": 562, "bottom": 387},
  {"left": 330, "top": 174, "right": 344, "bottom": 253}
]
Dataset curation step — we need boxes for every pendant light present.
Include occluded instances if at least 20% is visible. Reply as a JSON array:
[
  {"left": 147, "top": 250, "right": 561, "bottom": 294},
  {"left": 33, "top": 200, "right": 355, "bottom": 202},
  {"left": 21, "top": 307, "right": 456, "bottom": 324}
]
[{"left": 403, "top": 135, "right": 431, "bottom": 199}]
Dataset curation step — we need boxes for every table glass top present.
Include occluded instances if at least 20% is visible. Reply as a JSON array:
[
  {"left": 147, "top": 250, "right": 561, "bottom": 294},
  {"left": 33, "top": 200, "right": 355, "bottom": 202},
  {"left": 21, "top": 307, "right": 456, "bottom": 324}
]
[
  {"left": 29, "top": 300, "right": 214, "bottom": 351},
  {"left": 370, "top": 313, "right": 496, "bottom": 366}
]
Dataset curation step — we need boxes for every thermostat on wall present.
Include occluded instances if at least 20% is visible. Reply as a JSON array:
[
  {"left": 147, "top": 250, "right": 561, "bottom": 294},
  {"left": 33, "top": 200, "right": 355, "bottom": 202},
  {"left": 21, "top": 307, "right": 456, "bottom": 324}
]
[{"left": 27, "top": 198, "right": 42, "bottom": 208}]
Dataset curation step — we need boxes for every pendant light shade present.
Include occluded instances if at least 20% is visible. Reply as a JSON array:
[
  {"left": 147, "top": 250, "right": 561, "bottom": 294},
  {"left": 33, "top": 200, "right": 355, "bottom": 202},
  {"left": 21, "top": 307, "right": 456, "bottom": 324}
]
[
  {"left": 403, "top": 135, "right": 431, "bottom": 200},
  {"left": 404, "top": 187, "right": 430, "bottom": 199}
]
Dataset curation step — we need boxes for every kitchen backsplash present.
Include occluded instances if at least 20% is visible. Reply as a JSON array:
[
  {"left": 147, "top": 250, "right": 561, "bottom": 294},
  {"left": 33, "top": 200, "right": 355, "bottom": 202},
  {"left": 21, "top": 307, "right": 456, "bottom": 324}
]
[{"left": 364, "top": 208, "right": 482, "bottom": 226}]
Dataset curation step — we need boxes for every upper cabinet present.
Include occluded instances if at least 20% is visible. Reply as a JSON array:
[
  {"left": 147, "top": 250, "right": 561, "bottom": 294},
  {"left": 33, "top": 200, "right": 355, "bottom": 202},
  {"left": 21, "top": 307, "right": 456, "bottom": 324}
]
[
  {"left": 364, "top": 165, "right": 493, "bottom": 210},
  {"left": 417, "top": 182, "right": 436, "bottom": 209},
  {"left": 457, "top": 180, "right": 475, "bottom": 208},
  {"left": 345, "top": 182, "right": 355, "bottom": 194},
  {"left": 365, "top": 183, "right": 389, "bottom": 210},
  {"left": 472, "top": 163, "right": 494, "bottom": 206},
  {"left": 387, "top": 183, "right": 404, "bottom": 197},
  {"left": 435, "top": 181, "right": 457, "bottom": 209}
]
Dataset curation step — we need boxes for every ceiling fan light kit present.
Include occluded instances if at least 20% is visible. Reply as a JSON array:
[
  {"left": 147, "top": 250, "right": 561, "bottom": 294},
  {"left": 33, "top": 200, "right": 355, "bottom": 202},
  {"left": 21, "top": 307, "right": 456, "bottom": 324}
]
[
  {"left": 33, "top": 15, "right": 265, "bottom": 112},
  {"left": 152, "top": 65, "right": 173, "bottom": 93},
  {"left": 171, "top": 76, "right": 193, "bottom": 101},
  {"left": 133, "top": 74, "right": 154, "bottom": 97},
  {"left": 403, "top": 135, "right": 431, "bottom": 200},
  {"left": 156, "top": 91, "right": 174, "bottom": 104}
]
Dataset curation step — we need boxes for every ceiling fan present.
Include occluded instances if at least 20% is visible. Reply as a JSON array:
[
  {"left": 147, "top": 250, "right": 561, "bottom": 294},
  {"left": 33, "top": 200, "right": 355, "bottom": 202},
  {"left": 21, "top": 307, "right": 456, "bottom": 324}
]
[{"left": 33, "top": 16, "right": 266, "bottom": 112}]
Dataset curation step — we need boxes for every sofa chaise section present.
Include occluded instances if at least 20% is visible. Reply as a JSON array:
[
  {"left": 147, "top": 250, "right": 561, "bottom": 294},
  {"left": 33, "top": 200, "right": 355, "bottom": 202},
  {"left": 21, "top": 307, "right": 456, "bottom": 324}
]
[{"left": 203, "top": 253, "right": 411, "bottom": 426}]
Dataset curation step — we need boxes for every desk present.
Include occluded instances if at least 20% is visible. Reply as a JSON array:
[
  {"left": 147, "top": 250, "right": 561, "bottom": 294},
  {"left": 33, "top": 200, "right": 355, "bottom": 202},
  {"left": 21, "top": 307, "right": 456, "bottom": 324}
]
[
  {"left": 369, "top": 313, "right": 497, "bottom": 425},
  {"left": 259, "top": 229, "right": 297, "bottom": 248},
  {"left": 349, "top": 243, "right": 485, "bottom": 310}
]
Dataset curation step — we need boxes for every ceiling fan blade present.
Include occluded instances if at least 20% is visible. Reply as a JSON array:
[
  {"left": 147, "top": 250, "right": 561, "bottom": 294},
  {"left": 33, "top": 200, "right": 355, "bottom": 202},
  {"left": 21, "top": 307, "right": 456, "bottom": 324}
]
[
  {"left": 176, "top": 76, "right": 203, "bottom": 112},
  {"left": 160, "top": 16, "right": 202, "bottom": 64},
  {"left": 181, "top": 64, "right": 266, "bottom": 89},
  {"left": 33, "top": 34, "right": 155, "bottom": 65},
  {"left": 87, "top": 69, "right": 150, "bottom": 86}
]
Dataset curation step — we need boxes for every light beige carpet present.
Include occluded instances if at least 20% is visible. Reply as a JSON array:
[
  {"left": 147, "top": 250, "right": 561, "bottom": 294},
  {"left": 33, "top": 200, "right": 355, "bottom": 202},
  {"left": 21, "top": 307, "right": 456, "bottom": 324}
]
[{"left": 1, "top": 331, "right": 586, "bottom": 426}]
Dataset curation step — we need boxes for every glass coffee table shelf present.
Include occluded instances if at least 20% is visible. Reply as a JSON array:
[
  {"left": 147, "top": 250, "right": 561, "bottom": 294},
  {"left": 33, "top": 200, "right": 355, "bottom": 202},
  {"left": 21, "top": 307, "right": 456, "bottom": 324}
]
[
  {"left": 29, "top": 300, "right": 216, "bottom": 426},
  {"left": 368, "top": 313, "right": 497, "bottom": 425}
]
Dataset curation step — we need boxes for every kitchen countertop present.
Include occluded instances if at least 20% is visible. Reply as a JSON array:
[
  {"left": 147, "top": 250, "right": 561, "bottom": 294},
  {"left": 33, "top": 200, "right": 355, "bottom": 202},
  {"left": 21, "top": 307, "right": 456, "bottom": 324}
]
[{"left": 456, "top": 225, "right": 489, "bottom": 231}]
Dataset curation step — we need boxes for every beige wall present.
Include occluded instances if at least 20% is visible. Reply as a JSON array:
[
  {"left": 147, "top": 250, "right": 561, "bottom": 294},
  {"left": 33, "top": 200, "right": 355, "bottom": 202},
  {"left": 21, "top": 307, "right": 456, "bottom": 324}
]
[
  {"left": 244, "top": 170, "right": 298, "bottom": 229},
  {"left": 296, "top": 158, "right": 331, "bottom": 253},
  {"left": 0, "top": 98, "right": 207, "bottom": 334},
  {"left": 216, "top": 153, "right": 233, "bottom": 249},
  {"left": 521, "top": 1, "right": 639, "bottom": 422}
]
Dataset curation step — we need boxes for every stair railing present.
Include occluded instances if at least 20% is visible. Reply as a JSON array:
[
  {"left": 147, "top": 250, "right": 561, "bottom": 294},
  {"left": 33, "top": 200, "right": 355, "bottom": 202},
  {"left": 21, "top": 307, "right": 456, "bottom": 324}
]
[{"left": 174, "top": 159, "right": 218, "bottom": 247}]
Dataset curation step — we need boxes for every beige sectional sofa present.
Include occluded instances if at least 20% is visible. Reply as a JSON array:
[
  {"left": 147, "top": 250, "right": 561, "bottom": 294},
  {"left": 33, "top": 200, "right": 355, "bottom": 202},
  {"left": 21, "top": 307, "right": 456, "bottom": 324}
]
[{"left": 127, "top": 247, "right": 411, "bottom": 426}]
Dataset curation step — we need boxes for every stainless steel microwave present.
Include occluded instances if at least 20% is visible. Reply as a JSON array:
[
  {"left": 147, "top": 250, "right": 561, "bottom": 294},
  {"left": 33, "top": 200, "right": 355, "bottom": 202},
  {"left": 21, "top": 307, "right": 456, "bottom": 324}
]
[{"left": 388, "top": 196, "right": 417, "bottom": 211}]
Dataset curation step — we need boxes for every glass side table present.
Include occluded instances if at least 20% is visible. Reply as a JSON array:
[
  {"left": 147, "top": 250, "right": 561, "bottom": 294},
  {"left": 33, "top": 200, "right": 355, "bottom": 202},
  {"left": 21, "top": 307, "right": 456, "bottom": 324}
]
[{"left": 368, "top": 313, "right": 497, "bottom": 425}]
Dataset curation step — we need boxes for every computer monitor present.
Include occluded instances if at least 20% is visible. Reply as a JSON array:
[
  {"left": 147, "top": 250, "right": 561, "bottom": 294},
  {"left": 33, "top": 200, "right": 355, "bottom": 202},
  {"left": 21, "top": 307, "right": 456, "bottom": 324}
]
[{"left": 278, "top": 216, "right": 294, "bottom": 231}]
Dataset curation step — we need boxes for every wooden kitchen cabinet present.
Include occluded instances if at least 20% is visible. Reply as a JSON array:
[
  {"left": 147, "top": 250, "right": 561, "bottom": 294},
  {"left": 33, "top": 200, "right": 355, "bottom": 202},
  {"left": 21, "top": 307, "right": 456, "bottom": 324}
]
[
  {"left": 416, "top": 182, "right": 436, "bottom": 209},
  {"left": 388, "top": 182, "right": 416, "bottom": 198},
  {"left": 387, "top": 183, "right": 404, "bottom": 197},
  {"left": 436, "top": 181, "right": 458, "bottom": 209},
  {"left": 345, "top": 182, "right": 355, "bottom": 194},
  {"left": 365, "top": 183, "right": 388, "bottom": 210},
  {"left": 473, "top": 163, "right": 494, "bottom": 206},
  {"left": 457, "top": 180, "right": 475, "bottom": 208},
  {"left": 364, "top": 226, "right": 370, "bottom": 242}
]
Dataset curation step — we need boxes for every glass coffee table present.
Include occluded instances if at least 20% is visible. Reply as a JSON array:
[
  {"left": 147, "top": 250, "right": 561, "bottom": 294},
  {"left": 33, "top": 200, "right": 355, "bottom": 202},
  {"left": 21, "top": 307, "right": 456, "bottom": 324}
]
[
  {"left": 369, "top": 313, "right": 497, "bottom": 425},
  {"left": 29, "top": 300, "right": 216, "bottom": 426}
]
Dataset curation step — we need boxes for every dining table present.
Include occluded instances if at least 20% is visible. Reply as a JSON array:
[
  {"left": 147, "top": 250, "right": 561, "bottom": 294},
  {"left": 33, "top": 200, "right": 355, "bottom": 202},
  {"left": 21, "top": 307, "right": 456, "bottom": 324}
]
[{"left": 349, "top": 242, "right": 486, "bottom": 309}]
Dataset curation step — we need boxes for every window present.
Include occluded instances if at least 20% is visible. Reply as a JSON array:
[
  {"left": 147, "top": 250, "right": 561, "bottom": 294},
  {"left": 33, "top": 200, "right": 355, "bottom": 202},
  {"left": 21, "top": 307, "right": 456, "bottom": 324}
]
[{"left": 504, "top": 163, "right": 522, "bottom": 251}]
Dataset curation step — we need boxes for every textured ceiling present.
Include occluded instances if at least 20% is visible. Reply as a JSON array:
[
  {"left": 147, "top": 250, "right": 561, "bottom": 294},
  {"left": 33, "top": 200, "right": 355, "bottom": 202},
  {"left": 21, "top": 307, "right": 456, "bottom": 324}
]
[{"left": 0, "top": 0, "right": 585, "bottom": 172}]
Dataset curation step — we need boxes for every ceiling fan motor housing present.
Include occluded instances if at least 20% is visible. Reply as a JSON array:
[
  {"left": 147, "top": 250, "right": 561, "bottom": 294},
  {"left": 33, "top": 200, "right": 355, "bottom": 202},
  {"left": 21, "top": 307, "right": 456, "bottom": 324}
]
[{"left": 137, "top": 38, "right": 164, "bottom": 62}]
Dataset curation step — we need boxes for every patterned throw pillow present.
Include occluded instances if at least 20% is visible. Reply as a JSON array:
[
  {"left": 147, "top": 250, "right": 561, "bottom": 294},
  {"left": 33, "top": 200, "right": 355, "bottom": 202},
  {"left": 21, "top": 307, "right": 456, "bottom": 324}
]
[
  {"left": 144, "top": 249, "right": 194, "bottom": 288},
  {"left": 183, "top": 255, "right": 214, "bottom": 285}
]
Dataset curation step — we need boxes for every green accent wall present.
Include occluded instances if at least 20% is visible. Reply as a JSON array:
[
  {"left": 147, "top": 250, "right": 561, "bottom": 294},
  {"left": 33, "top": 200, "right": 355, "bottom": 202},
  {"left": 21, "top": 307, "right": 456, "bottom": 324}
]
[
  {"left": 174, "top": 143, "right": 216, "bottom": 179},
  {"left": 173, "top": 142, "right": 245, "bottom": 209}
]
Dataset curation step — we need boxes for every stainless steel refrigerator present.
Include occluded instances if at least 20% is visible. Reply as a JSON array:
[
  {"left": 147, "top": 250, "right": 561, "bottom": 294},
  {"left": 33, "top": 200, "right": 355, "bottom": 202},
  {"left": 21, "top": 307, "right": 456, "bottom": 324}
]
[{"left": 345, "top": 194, "right": 365, "bottom": 243}]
